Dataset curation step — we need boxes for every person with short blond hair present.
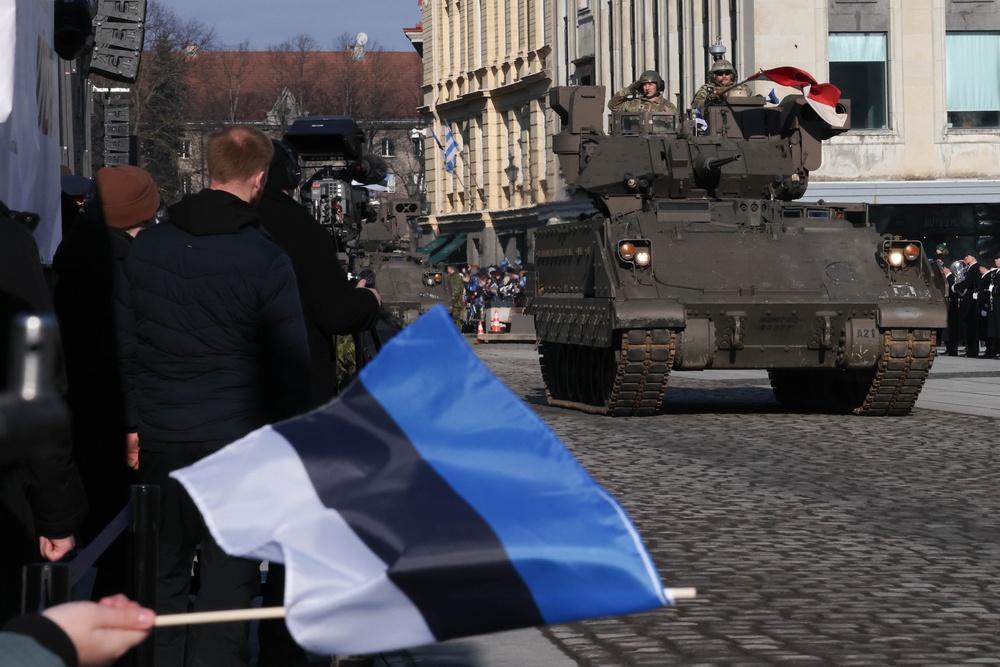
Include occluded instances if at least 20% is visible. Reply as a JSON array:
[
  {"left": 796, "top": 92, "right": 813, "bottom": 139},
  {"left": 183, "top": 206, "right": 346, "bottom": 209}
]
[
  {"left": 123, "top": 123, "right": 310, "bottom": 666},
  {"left": 205, "top": 125, "right": 275, "bottom": 187}
]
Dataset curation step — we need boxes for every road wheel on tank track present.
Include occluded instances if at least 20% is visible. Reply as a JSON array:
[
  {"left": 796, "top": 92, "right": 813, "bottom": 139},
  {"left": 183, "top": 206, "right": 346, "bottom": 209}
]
[
  {"left": 537, "top": 329, "right": 676, "bottom": 416},
  {"left": 852, "top": 328, "right": 937, "bottom": 416},
  {"left": 768, "top": 328, "right": 936, "bottom": 416}
]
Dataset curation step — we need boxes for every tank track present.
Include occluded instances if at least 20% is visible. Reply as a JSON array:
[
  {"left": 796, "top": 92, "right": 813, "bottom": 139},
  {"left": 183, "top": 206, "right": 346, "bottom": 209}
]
[
  {"left": 540, "top": 329, "right": 676, "bottom": 417},
  {"left": 852, "top": 328, "right": 937, "bottom": 416}
]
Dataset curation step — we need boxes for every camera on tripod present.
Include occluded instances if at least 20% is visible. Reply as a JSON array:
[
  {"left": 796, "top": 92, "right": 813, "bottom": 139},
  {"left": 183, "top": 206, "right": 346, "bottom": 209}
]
[{"left": 283, "top": 116, "right": 389, "bottom": 235}]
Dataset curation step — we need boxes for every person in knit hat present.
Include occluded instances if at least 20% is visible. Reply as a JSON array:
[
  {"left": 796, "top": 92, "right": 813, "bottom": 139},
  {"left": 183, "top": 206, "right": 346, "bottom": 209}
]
[{"left": 95, "top": 165, "right": 160, "bottom": 235}]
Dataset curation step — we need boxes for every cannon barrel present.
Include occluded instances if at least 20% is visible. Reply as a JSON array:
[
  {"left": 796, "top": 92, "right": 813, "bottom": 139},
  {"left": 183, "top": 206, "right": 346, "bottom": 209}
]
[{"left": 694, "top": 153, "right": 743, "bottom": 179}]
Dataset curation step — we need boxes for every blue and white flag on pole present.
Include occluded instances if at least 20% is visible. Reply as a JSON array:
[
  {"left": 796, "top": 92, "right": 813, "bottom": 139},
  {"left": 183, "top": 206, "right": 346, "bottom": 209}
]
[
  {"left": 172, "top": 306, "right": 670, "bottom": 656},
  {"left": 442, "top": 126, "right": 459, "bottom": 173}
]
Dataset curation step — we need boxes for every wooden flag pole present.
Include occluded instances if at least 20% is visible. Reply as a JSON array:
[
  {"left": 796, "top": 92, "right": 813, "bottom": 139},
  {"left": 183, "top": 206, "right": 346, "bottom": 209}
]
[
  {"left": 665, "top": 587, "right": 697, "bottom": 601},
  {"left": 156, "top": 589, "right": 696, "bottom": 627},
  {"left": 154, "top": 606, "right": 286, "bottom": 627}
]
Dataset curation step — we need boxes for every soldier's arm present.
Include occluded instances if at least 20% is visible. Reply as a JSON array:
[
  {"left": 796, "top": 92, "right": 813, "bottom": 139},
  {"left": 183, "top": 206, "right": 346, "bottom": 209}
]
[{"left": 608, "top": 84, "right": 637, "bottom": 112}]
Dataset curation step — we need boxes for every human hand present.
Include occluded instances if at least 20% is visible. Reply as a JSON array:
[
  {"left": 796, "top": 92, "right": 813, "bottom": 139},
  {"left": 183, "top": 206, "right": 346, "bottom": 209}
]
[
  {"left": 630, "top": 80, "right": 642, "bottom": 93},
  {"left": 39, "top": 535, "right": 75, "bottom": 561},
  {"left": 42, "top": 594, "right": 154, "bottom": 667},
  {"left": 364, "top": 286, "right": 382, "bottom": 306},
  {"left": 126, "top": 432, "right": 140, "bottom": 470}
]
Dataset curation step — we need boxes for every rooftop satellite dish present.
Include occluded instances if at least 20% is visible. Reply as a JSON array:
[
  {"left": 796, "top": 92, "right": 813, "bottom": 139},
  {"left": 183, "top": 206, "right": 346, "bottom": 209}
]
[{"left": 356, "top": 32, "right": 369, "bottom": 47}]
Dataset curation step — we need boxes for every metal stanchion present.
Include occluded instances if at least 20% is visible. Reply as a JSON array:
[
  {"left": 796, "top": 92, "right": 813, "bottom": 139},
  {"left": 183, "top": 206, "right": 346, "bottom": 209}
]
[
  {"left": 130, "top": 484, "right": 159, "bottom": 667},
  {"left": 21, "top": 562, "right": 71, "bottom": 614}
]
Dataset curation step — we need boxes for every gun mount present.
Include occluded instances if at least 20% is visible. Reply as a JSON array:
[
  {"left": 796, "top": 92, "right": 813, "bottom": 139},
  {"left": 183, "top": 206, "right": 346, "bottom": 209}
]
[{"left": 528, "top": 86, "right": 947, "bottom": 417}]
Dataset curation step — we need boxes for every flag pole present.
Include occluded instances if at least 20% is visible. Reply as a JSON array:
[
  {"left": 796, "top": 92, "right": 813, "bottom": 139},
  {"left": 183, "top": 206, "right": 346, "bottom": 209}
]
[
  {"left": 154, "top": 589, "right": 696, "bottom": 626},
  {"left": 154, "top": 606, "right": 286, "bottom": 627}
]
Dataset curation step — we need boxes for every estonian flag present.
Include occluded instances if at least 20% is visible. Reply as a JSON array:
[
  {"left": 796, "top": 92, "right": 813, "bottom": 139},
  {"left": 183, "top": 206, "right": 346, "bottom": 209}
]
[{"left": 172, "top": 306, "right": 670, "bottom": 656}]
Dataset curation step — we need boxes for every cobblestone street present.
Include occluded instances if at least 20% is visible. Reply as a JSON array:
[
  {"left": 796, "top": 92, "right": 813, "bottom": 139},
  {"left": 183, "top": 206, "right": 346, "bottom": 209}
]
[{"left": 472, "top": 343, "right": 1000, "bottom": 666}]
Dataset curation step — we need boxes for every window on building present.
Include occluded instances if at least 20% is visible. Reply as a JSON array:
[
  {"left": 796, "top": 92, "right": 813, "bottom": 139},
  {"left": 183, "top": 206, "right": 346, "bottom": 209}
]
[
  {"left": 380, "top": 138, "right": 396, "bottom": 157},
  {"left": 946, "top": 31, "right": 1000, "bottom": 128},
  {"left": 829, "top": 32, "right": 888, "bottom": 129},
  {"left": 181, "top": 175, "right": 193, "bottom": 195},
  {"left": 179, "top": 140, "right": 191, "bottom": 159}
]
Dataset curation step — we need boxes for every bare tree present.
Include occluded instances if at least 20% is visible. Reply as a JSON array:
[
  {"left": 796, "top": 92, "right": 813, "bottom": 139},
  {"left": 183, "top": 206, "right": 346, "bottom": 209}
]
[{"left": 266, "top": 34, "right": 322, "bottom": 133}]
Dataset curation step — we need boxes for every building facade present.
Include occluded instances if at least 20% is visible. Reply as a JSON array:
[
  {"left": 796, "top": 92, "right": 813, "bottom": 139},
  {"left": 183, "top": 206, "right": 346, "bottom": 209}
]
[{"left": 422, "top": 0, "right": 1000, "bottom": 265}]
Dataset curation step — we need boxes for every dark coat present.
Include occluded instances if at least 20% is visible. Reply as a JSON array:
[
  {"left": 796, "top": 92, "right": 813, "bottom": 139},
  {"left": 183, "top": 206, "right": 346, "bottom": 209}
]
[
  {"left": 257, "top": 188, "right": 379, "bottom": 405},
  {"left": 0, "top": 212, "right": 88, "bottom": 623},
  {"left": 51, "top": 215, "right": 133, "bottom": 546},
  {"left": 124, "top": 189, "right": 311, "bottom": 450}
]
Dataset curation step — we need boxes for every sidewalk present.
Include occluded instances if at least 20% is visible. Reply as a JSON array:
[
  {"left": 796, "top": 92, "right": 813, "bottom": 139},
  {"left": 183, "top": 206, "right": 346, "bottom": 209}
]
[{"left": 912, "top": 351, "right": 1000, "bottom": 417}]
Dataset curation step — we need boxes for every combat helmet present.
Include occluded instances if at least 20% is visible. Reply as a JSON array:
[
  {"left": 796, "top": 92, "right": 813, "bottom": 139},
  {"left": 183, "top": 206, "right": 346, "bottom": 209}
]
[
  {"left": 637, "top": 70, "right": 664, "bottom": 93},
  {"left": 710, "top": 59, "right": 736, "bottom": 77}
]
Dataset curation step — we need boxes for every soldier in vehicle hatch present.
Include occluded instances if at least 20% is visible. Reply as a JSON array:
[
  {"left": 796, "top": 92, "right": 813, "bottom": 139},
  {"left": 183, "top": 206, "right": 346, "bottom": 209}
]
[
  {"left": 608, "top": 70, "right": 678, "bottom": 116},
  {"left": 690, "top": 59, "right": 753, "bottom": 114}
]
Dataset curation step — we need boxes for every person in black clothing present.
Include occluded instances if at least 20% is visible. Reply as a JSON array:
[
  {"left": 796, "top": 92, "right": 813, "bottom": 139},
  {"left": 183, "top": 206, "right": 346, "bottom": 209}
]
[
  {"left": 941, "top": 262, "right": 963, "bottom": 356},
  {"left": 255, "top": 140, "right": 381, "bottom": 667},
  {"left": 0, "top": 204, "right": 89, "bottom": 625},
  {"left": 954, "top": 254, "right": 983, "bottom": 358},
  {"left": 257, "top": 139, "right": 381, "bottom": 406},
  {"left": 52, "top": 166, "right": 158, "bottom": 601},
  {"left": 123, "top": 126, "right": 311, "bottom": 667}
]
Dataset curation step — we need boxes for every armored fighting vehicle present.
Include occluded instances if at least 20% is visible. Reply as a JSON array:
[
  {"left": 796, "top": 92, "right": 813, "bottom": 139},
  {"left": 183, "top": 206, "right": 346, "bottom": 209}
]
[
  {"left": 350, "top": 198, "right": 450, "bottom": 327},
  {"left": 528, "top": 86, "right": 947, "bottom": 416}
]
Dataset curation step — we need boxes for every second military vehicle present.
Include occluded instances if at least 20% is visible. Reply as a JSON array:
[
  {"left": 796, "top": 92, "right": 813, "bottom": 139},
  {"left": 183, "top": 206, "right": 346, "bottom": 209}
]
[{"left": 528, "top": 86, "right": 947, "bottom": 416}]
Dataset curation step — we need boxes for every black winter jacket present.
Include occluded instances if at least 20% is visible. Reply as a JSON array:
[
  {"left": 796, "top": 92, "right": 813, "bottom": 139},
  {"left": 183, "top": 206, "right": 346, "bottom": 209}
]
[
  {"left": 124, "top": 189, "right": 311, "bottom": 450},
  {"left": 257, "top": 189, "right": 379, "bottom": 405}
]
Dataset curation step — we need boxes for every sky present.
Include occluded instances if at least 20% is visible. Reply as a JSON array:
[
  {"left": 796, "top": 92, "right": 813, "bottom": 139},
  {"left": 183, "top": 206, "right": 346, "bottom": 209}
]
[{"left": 156, "top": 0, "right": 423, "bottom": 52}]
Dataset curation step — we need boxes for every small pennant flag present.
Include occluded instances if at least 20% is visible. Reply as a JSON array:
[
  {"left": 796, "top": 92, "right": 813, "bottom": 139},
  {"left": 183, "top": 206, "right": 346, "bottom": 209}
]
[
  {"left": 747, "top": 66, "right": 848, "bottom": 127},
  {"left": 767, "top": 88, "right": 780, "bottom": 105},
  {"left": 172, "top": 306, "right": 672, "bottom": 656}
]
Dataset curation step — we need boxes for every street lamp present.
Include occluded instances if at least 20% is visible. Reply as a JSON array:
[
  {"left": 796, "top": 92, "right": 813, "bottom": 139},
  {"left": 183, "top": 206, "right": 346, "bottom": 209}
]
[{"left": 504, "top": 157, "right": 519, "bottom": 184}]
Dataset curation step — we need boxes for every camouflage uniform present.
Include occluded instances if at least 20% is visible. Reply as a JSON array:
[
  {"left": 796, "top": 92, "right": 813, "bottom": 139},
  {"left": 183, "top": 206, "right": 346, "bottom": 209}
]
[
  {"left": 448, "top": 269, "right": 465, "bottom": 328},
  {"left": 690, "top": 59, "right": 753, "bottom": 113},
  {"left": 608, "top": 70, "right": 678, "bottom": 116}
]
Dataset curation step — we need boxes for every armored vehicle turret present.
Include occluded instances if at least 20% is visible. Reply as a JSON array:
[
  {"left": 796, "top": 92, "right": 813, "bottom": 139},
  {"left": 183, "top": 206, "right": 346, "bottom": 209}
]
[{"left": 527, "top": 86, "right": 947, "bottom": 416}]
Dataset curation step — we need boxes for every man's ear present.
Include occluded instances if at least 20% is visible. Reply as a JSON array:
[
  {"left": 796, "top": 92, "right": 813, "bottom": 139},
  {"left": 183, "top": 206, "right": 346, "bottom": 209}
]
[{"left": 255, "top": 169, "right": 268, "bottom": 192}]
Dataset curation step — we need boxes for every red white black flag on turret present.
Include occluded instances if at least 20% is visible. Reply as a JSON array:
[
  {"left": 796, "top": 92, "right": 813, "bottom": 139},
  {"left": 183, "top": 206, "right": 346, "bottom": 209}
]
[{"left": 746, "top": 67, "right": 848, "bottom": 128}]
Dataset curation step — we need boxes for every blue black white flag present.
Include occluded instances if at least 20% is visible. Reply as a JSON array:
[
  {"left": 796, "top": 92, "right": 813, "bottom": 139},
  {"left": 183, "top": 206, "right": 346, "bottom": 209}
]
[
  {"left": 172, "top": 306, "right": 671, "bottom": 656},
  {"left": 767, "top": 88, "right": 780, "bottom": 105}
]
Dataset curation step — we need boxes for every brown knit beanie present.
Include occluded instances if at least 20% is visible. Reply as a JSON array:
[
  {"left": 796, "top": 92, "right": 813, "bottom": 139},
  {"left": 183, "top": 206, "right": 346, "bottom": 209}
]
[{"left": 95, "top": 165, "right": 160, "bottom": 230}]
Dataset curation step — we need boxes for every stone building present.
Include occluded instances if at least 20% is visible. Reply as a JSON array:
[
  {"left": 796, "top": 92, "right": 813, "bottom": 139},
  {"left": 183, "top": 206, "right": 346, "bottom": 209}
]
[{"left": 175, "top": 48, "right": 424, "bottom": 203}]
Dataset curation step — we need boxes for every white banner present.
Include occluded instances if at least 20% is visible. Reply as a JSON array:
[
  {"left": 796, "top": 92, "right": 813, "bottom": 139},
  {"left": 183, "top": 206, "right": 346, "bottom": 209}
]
[{"left": 0, "top": 0, "right": 63, "bottom": 264}]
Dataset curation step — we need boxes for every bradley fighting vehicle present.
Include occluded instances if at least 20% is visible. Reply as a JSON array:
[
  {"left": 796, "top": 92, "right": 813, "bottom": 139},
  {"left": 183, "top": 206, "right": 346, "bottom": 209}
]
[{"left": 528, "top": 87, "right": 947, "bottom": 416}]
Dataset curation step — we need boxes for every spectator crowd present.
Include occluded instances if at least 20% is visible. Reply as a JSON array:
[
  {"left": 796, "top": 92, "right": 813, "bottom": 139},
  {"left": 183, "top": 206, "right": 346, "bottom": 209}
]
[
  {"left": 1, "top": 126, "right": 381, "bottom": 667},
  {"left": 939, "top": 251, "right": 1000, "bottom": 359}
]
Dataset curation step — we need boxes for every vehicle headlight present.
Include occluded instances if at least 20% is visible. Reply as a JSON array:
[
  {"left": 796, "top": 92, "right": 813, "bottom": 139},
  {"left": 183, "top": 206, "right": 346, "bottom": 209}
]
[
  {"left": 903, "top": 243, "right": 920, "bottom": 261},
  {"left": 618, "top": 241, "right": 636, "bottom": 261},
  {"left": 887, "top": 249, "right": 905, "bottom": 267},
  {"left": 635, "top": 248, "right": 651, "bottom": 266}
]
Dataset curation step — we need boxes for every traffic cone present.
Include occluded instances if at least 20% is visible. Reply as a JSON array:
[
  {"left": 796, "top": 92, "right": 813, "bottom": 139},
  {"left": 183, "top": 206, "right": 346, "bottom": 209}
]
[
  {"left": 490, "top": 310, "right": 503, "bottom": 333},
  {"left": 476, "top": 320, "right": 485, "bottom": 344}
]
